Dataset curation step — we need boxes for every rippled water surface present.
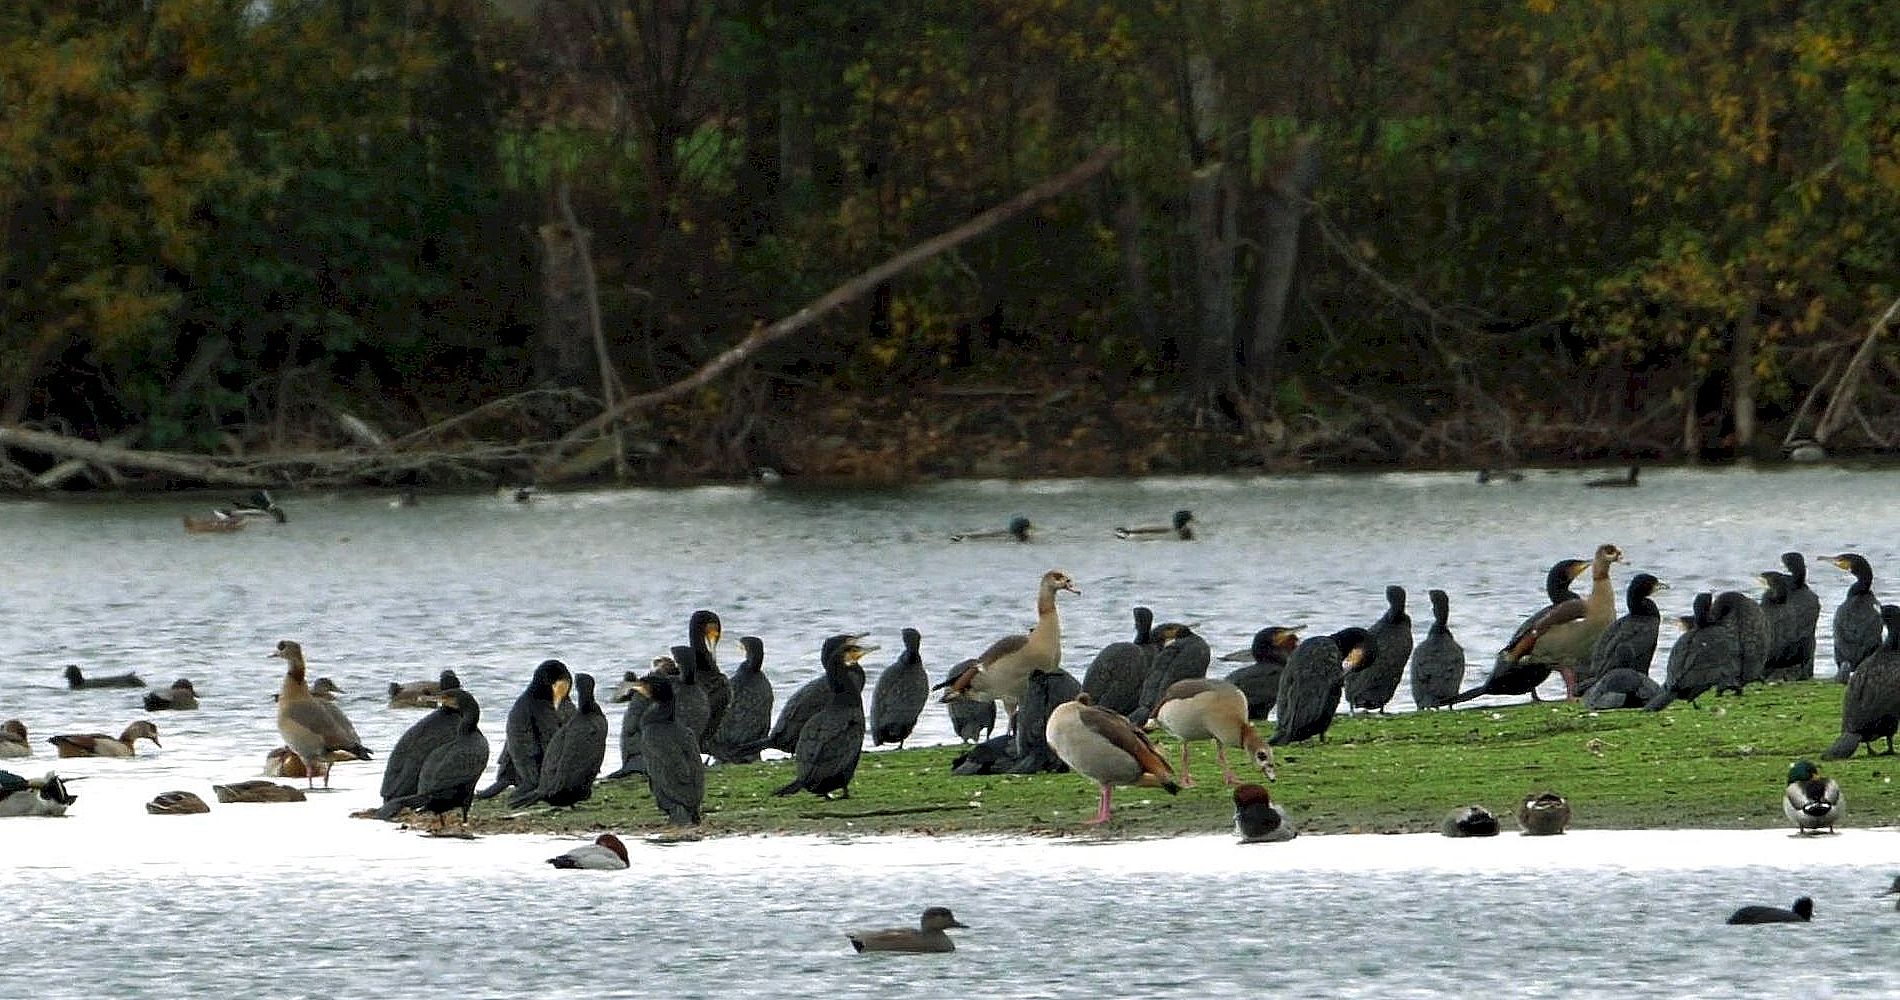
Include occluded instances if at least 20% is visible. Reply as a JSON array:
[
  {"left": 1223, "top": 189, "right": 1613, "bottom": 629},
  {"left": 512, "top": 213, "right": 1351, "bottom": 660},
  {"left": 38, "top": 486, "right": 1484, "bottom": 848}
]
[{"left": 4, "top": 467, "right": 1898, "bottom": 998}]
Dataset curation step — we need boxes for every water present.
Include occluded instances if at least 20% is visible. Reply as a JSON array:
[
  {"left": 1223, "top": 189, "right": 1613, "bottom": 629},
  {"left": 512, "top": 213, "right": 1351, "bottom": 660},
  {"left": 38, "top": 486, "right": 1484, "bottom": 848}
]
[{"left": 2, "top": 466, "right": 1896, "bottom": 997}]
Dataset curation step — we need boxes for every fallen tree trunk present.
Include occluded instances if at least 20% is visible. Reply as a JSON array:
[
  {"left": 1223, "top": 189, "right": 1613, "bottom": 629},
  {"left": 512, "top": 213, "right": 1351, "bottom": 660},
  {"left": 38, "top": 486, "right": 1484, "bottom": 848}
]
[
  {"left": 537, "top": 144, "right": 1123, "bottom": 479},
  {"left": 0, "top": 426, "right": 269, "bottom": 487},
  {"left": 1814, "top": 294, "right": 1900, "bottom": 447}
]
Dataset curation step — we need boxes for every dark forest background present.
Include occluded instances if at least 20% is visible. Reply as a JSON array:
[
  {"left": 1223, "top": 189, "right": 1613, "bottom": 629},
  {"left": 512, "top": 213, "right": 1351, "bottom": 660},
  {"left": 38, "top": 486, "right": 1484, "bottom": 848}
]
[{"left": 5, "top": 1, "right": 1900, "bottom": 484}]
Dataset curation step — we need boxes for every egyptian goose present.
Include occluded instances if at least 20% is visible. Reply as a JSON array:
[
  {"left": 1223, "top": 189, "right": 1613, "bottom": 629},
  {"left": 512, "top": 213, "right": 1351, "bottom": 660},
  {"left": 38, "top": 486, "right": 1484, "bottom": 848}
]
[
  {"left": 272, "top": 640, "right": 372, "bottom": 787},
  {"left": 1498, "top": 543, "right": 1624, "bottom": 698},
  {"left": 1045, "top": 692, "right": 1180, "bottom": 824},
  {"left": 1150, "top": 678, "right": 1274, "bottom": 787},
  {"left": 941, "top": 570, "right": 1079, "bottom": 720}
]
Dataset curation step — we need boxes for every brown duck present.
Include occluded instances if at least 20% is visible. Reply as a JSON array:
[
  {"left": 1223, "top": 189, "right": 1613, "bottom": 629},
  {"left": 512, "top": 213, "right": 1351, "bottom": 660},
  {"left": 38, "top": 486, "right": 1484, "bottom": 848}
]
[
  {"left": 272, "top": 640, "right": 373, "bottom": 787},
  {"left": 1499, "top": 544, "right": 1624, "bottom": 698},
  {"left": 847, "top": 907, "right": 970, "bottom": 953},
  {"left": 49, "top": 720, "right": 161, "bottom": 758}
]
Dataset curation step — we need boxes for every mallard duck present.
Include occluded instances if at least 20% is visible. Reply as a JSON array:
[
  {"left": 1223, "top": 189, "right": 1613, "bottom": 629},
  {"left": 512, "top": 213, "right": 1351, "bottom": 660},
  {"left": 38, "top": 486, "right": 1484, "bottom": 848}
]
[
  {"left": 547, "top": 833, "right": 630, "bottom": 870},
  {"left": 62, "top": 665, "right": 144, "bottom": 689},
  {"left": 272, "top": 641, "right": 372, "bottom": 787},
  {"left": 1115, "top": 509, "right": 1194, "bottom": 540},
  {"left": 143, "top": 679, "right": 199, "bottom": 711},
  {"left": 0, "top": 720, "right": 29, "bottom": 759},
  {"left": 847, "top": 907, "right": 969, "bottom": 954},
  {"left": 1233, "top": 783, "right": 1295, "bottom": 843},
  {"left": 212, "top": 780, "right": 306, "bottom": 803},
  {"left": 0, "top": 770, "right": 77, "bottom": 817},
  {"left": 950, "top": 515, "right": 1032, "bottom": 543},
  {"left": 1045, "top": 692, "right": 1180, "bottom": 824},
  {"left": 940, "top": 570, "right": 1079, "bottom": 720},
  {"left": 221, "top": 489, "right": 286, "bottom": 522},
  {"left": 1443, "top": 805, "right": 1501, "bottom": 837},
  {"left": 1150, "top": 678, "right": 1275, "bottom": 787},
  {"left": 1783, "top": 759, "right": 1843, "bottom": 834},
  {"left": 1517, "top": 791, "right": 1571, "bottom": 835},
  {"left": 49, "top": 721, "right": 161, "bottom": 758},
  {"left": 182, "top": 511, "right": 246, "bottom": 533},
  {"left": 146, "top": 791, "right": 209, "bottom": 815},
  {"left": 1726, "top": 897, "right": 1813, "bottom": 924}
]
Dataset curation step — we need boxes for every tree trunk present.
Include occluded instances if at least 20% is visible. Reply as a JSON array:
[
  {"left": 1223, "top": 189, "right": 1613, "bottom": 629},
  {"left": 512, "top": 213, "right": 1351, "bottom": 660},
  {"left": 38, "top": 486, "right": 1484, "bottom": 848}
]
[
  {"left": 1113, "top": 188, "right": 1160, "bottom": 361},
  {"left": 1246, "top": 138, "right": 1320, "bottom": 402},
  {"left": 1188, "top": 162, "right": 1237, "bottom": 403},
  {"left": 1730, "top": 289, "right": 1759, "bottom": 453}
]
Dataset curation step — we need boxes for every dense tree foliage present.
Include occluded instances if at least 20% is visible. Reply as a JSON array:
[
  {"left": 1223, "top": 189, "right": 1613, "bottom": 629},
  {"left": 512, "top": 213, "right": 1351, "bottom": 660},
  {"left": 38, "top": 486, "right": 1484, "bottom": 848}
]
[{"left": 3, "top": 1, "right": 1898, "bottom": 475}]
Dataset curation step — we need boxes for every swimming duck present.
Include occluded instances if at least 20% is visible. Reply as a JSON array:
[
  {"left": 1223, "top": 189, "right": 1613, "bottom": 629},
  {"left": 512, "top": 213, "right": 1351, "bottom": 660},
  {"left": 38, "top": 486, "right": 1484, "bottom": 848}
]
[
  {"left": 1150, "top": 678, "right": 1275, "bottom": 787},
  {"left": 1581, "top": 574, "right": 1667, "bottom": 692},
  {"left": 547, "top": 833, "right": 630, "bottom": 870},
  {"left": 1270, "top": 628, "right": 1373, "bottom": 745},
  {"left": 941, "top": 658, "right": 996, "bottom": 744},
  {"left": 1410, "top": 591, "right": 1465, "bottom": 710},
  {"left": 212, "top": 780, "right": 306, "bottom": 803},
  {"left": 1783, "top": 759, "right": 1843, "bottom": 834},
  {"left": 1083, "top": 607, "right": 1158, "bottom": 718},
  {"left": 870, "top": 628, "right": 929, "bottom": 748},
  {"left": 62, "top": 665, "right": 144, "bottom": 689},
  {"left": 847, "top": 907, "right": 969, "bottom": 954},
  {"left": 630, "top": 674, "right": 706, "bottom": 826},
  {"left": 511, "top": 672, "right": 608, "bottom": 809},
  {"left": 1045, "top": 692, "right": 1181, "bottom": 824},
  {"left": 0, "top": 771, "right": 77, "bottom": 817},
  {"left": 49, "top": 720, "right": 161, "bottom": 758},
  {"left": 475, "top": 658, "right": 571, "bottom": 801},
  {"left": 1130, "top": 622, "right": 1211, "bottom": 726},
  {"left": 1760, "top": 553, "right": 1821, "bottom": 681},
  {"left": 774, "top": 634, "right": 876, "bottom": 799},
  {"left": 1448, "top": 559, "right": 1589, "bottom": 706},
  {"left": 1726, "top": 897, "right": 1813, "bottom": 924},
  {"left": 182, "top": 511, "right": 246, "bottom": 533},
  {"left": 1516, "top": 791, "right": 1571, "bottom": 835},
  {"left": 1827, "top": 553, "right": 1882, "bottom": 682},
  {"left": 1442, "top": 805, "right": 1501, "bottom": 837},
  {"left": 1115, "top": 509, "right": 1194, "bottom": 540},
  {"left": 1497, "top": 544, "right": 1623, "bottom": 699},
  {"left": 271, "top": 641, "right": 372, "bottom": 788},
  {"left": 1824, "top": 604, "right": 1900, "bottom": 759},
  {"left": 1583, "top": 466, "right": 1640, "bottom": 488},
  {"left": 387, "top": 670, "right": 460, "bottom": 709},
  {"left": 710, "top": 636, "right": 773, "bottom": 764},
  {"left": 221, "top": 489, "right": 286, "bottom": 522},
  {"left": 950, "top": 515, "right": 1032, "bottom": 543},
  {"left": 1345, "top": 585, "right": 1414, "bottom": 714},
  {"left": 1221, "top": 625, "right": 1300, "bottom": 720},
  {"left": 375, "top": 688, "right": 490, "bottom": 831},
  {"left": 146, "top": 790, "right": 209, "bottom": 815},
  {"left": 142, "top": 678, "right": 199, "bottom": 712},
  {"left": 0, "top": 720, "right": 29, "bottom": 758},
  {"left": 1004, "top": 667, "right": 1082, "bottom": 774},
  {"left": 1232, "top": 783, "right": 1295, "bottom": 843},
  {"left": 940, "top": 570, "right": 1079, "bottom": 721},
  {"left": 685, "top": 609, "right": 730, "bottom": 753}
]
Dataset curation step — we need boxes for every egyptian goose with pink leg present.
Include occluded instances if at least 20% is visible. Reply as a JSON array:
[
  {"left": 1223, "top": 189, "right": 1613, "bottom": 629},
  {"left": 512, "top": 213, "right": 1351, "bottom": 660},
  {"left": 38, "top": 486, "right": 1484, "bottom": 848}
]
[
  {"left": 1498, "top": 544, "right": 1624, "bottom": 698},
  {"left": 1045, "top": 692, "right": 1179, "bottom": 824},
  {"left": 939, "top": 570, "right": 1079, "bottom": 721}
]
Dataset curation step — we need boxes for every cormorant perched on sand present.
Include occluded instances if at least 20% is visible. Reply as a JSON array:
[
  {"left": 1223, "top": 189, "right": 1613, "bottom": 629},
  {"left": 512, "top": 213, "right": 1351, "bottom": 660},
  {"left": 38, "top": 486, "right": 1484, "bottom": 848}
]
[
  {"left": 373, "top": 688, "right": 489, "bottom": 831},
  {"left": 1826, "top": 553, "right": 1882, "bottom": 682},
  {"left": 1129, "top": 622, "right": 1210, "bottom": 726},
  {"left": 1762, "top": 552, "right": 1821, "bottom": 681},
  {"left": 1221, "top": 626, "right": 1300, "bottom": 720},
  {"left": 475, "top": 658, "right": 571, "bottom": 800},
  {"left": 1345, "top": 585, "right": 1413, "bottom": 713},
  {"left": 379, "top": 670, "right": 467, "bottom": 807},
  {"left": 511, "top": 673, "right": 608, "bottom": 808},
  {"left": 1082, "top": 606, "right": 1158, "bottom": 717},
  {"left": 1269, "top": 628, "right": 1373, "bottom": 745},
  {"left": 1410, "top": 591, "right": 1465, "bottom": 710},
  {"left": 941, "top": 658, "right": 995, "bottom": 744},
  {"left": 1645, "top": 593, "right": 1737, "bottom": 710},
  {"left": 1581, "top": 574, "right": 1667, "bottom": 693},
  {"left": 774, "top": 634, "right": 876, "bottom": 799},
  {"left": 869, "top": 628, "right": 928, "bottom": 748},
  {"left": 686, "top": 609, "right": 730, "bottom": 751},
  {"left": 1006, "top": 667, "right": 1081, "bottom": 774},
  {"left": 632, "top": 674, "right": 705, "bottom": 827},
  {"left": 1823, "top": 604, "right": 1900, "bottom": 759},
  {"left": 1581, "top": 668, "right": 1662, "bottom": 710},
  {"left": 710, "top": 637, "right": 773, "bottom": 764}
]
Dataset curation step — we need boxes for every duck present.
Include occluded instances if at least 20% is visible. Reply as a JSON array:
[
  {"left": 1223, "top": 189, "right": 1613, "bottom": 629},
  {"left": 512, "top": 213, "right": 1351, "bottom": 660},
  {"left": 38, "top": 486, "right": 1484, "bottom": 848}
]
[
  {"left": 941, "top": 658, "right": 996, "bottom": 744},
  {"left": 1516, "top": 791, "right": 1571, "bottom": 835},
  {"left": 1442, "top": 805, "right": 1501, "bottom": 837},
  {"left": 1232, "top": 783, "right": 1295, "bottom": 843},
  {"left": 629, "top": 673, "right": 706, "bottom": 826},
  {"left": 1826, "top": 552, "right": 1883, "bottom": 682},
  {"left": 1761, "top": 551, "right": 1822, "bottom": 681},
  {"left": 212, "top": 780, "right": 306, "bottom": 803},
  {"left": 869, "top": 628, "right": 929, "bottom": 748},
  {"left": 221, "top": 488, "right": 286, "bottom": 521},
  {"left": 1115, "top": 509, "right": 1194, "bottom": 540},
  {"left": 1410, "top": 591, "right": 1465, "bottom": 710},
  {"left": 1221, "top": 625, "right": 1301, "bottom": 720},
  {"left": 1581, "top": 667, "right": 1662, "bottom": 710},
  {"left": 1726, "top": 897, "right": 1813, "bottom": 925},
  {"left": 142, "top": 678, "right": 199, "bottom": 712},
  {"left": 387, "top": 670, "right": 460, "bottom": 709},
  {"left": 1785, "top": 438, "right": 1827, "bottom": 462},
  {"left": 1083, "top": 606, "right": 1160, "bottom": 718},
  {"left": 710, "top": 636, "right": 773, "bottom": 765},
  {"left": 375, "top": 688, "right": 490, "bottom": 831},
  {"left": 271, "top": 640, "right": 372, "bottom": 787},
  {"left": 1269, "top": 628, "right": 1373, "bottom": 745},
  {"left": 1584, "top": 466, "right": 1640, "bottom": 488},
  {"left": 1476, "top": 468, "right": 1524, "bottom": 484},
  {"left": 0, "top": 720, "right": 30, "bottom": 758},
  {"left": 1345, "top": 585, "right": 1414, "bottom": 714},
  {"left": 1150, "top": 678, "right": 1275, "bottom": 787},
  {"left": 1581, "top": 573, "right": 1667, "bottom": 693},
  {"left": 182, "top": 511, "right": 246, "bottom": 533},
  {"left": 146, "top": 790, "right": 209, "bottom": 815},
  {"left": 547, "top": 833, "right": 630, "bottom": 870},
  {"left": 475, "top": 658, "right": 571, "bottom": 801},
  {"left": 62, "top": 664, "right": 144, "bottom": 689},
  {"left": 1824, "top": 604, "right": 1900, "bottom": 759},
  {"left": 1646, "top": 592, "right": 1741, "bottom": 710},
  {"left": 511, "top": 673, "right": 608, "bottom": 809},
  {"left": 1003, "top": 667, "right": 1082, "bottom": 774},
  {"left": 1782, "top": 759, "right": 1843, "bottom": 834},
  {"left": 774, "top": 634, "right": 876, "bottom": 799},
  {"left": 1045, "top": 692, "right": 1181, "bottom": 824},
  {"left": 847, "top": 907, "right": 969, "bottom": 954},
  {"left": 950, "top": 515, "right": 1032, "bottom": 543},
  {"left": 940, "top": 570, "right": 1079, "bottom": 721},
  {"left": 1129, "top": 622, "right": 1211, "bottom": 726},
  {"left": 49, "top": 721, "right": 161, "bottom": 758},
  {"left": 0, "top": 770, "right": 77, "bottom": 817},
  {"left": 685, "top": 609, "right": 730, "bottom": 753},
  {"left": 1447, "top": 559, "right": 1589, "bottom": 706},
  {"left": 1497, "top": 544, "right": 1624, "bottom": 699}
]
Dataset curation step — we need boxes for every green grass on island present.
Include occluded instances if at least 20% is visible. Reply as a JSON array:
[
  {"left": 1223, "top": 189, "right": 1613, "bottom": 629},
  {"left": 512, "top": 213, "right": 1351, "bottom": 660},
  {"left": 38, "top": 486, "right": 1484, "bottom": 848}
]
[{"left": 456, "top": 680, "right": 1897, "bottom": 840}]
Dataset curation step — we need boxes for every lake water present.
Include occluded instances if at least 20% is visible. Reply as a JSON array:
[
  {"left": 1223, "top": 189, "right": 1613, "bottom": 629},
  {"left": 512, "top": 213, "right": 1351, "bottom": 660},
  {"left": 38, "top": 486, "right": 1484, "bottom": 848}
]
[{"left": 3, "top": 466, "right": 1896, "bottom": 997}]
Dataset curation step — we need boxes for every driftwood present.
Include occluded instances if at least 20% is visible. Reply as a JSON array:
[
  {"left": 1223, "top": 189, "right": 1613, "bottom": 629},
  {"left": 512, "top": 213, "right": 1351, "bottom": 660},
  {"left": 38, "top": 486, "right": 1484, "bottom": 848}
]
[{"left": 536, "top": 144, "right": 1123, "bottom": 480}]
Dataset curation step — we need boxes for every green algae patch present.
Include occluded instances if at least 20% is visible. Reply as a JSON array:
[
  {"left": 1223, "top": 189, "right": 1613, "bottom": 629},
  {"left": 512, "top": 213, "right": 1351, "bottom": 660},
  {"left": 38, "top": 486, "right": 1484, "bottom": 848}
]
[{"left": 460, "top": 680, "right": 1899, "bottom": 840}]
